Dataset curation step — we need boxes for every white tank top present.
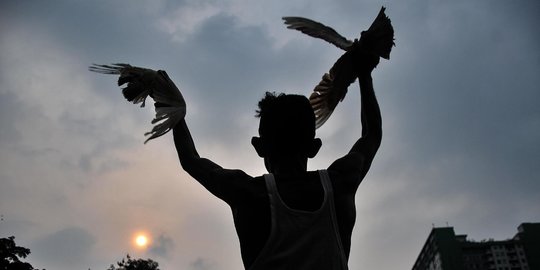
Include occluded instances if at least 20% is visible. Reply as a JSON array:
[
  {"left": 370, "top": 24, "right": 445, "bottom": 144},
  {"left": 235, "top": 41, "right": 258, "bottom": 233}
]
[{"left": 248, "top": 170, "right": 349, "bottom": 270}]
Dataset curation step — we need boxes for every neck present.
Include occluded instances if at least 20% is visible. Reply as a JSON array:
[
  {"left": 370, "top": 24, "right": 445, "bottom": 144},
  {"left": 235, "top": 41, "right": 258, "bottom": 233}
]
[{"left": 265, "top": 155, "right": 308, "bottom": 175}]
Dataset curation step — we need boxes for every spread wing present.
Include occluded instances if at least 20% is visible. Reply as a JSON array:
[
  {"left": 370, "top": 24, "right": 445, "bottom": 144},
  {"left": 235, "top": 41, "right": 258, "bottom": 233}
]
[
  {"left": 310, "top": 49, "right": 358, "bottom": 128},
  {"left": 292, "top": 7, "right": 394, "bottom": 128},
  {"left": 89, "top": 63, "right": 186, "bottom": 143},
  {"left": 282, "top": 17, "right": 354, "bottom": 51},
  {"left": 362, "top": 6, "right": 395, "bottom": 59}
]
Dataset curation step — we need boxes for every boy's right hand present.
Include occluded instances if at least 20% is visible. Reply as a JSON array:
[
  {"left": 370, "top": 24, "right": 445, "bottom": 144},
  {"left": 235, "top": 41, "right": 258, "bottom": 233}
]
[{"left": 356, "top": 48, "right": 380, "bottom": 76}]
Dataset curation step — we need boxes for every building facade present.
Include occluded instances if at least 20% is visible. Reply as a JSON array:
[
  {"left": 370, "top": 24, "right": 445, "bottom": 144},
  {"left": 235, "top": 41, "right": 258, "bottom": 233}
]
[{"left": 412, "top": 223, "right": 540, "bottom": 270}]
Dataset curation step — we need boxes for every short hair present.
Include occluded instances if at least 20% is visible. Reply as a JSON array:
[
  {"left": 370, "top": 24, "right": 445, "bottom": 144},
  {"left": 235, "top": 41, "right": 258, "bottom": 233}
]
[{"left": 256, "top": 92, "right": 316, "bottom": 155}]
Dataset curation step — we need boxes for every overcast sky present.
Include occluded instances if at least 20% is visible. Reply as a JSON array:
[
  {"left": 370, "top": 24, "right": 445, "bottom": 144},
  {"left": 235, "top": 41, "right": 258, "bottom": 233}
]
[{"left": 1, "top": 0, "right": 539, "bottom": 269}]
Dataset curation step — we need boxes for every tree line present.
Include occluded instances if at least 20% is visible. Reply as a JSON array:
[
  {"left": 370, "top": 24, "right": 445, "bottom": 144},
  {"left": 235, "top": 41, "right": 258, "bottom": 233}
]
[{"left": 1, "top": 236, "right": 159, "bottom": 270}]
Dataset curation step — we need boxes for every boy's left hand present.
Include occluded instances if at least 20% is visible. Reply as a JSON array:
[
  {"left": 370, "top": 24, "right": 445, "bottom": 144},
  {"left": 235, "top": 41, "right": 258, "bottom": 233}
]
[{"left": 356, "top": 47, "right": 380, "bottom": 76}]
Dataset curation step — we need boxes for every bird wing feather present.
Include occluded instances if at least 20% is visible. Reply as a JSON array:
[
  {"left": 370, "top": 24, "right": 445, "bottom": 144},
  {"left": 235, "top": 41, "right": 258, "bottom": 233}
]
[
  {"left": 89, "top": 63, "right": 186, "bottom": 143},
  {"left": 282, "top": 17, "right": 354, "bottom": 51},
  {"left": 310, "top": 49, "right": 358, "bottom": 128},
  {"left": 287, "top": 7, "right": 394, "bottom": 128}
]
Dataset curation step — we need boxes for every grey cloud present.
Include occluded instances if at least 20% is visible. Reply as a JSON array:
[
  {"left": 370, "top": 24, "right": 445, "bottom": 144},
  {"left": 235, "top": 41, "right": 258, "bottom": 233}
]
[
  {"left": 149, "top": 233, "right": 175, "bottom": 258},
  {"left": 1, "top": 1, "right": 539, "bottom": 270},
  {"left": 190, "top": 257, "right": 216, "bottom": 270},
  {"left": 32, "top": 227, "right": 95, "bottom": 267},
  {"left": 2, "top": 1, "right": 168, "bottom": 64},
  {"left": 377, "top": 0, "right": 540, "bottom": 194},
  {"left": 0, "top": 217, "right": 38, "bottom": 241},
  {"left": 0, "top": 92, "right": 24, "bottom": 144}
]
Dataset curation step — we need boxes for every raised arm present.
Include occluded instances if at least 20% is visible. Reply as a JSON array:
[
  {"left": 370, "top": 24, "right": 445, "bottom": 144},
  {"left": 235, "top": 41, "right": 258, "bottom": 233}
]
[
  {"left": 351, "top": 68, "right": 382, "bottom": 160},
  {"left": 173, "top": 119, "right": 221, "bottom": 178},
  {"left": 328, "top": 52, "right": 382, "bottom": 186},
  {"left": 173, "top": 117, "right": 250, "bottom": 205}
]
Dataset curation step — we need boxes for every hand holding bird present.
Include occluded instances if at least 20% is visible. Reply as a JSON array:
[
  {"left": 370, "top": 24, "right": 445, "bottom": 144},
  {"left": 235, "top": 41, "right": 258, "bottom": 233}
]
[{"left": 283, "top": 6, "right": 394, "bottom": 128}]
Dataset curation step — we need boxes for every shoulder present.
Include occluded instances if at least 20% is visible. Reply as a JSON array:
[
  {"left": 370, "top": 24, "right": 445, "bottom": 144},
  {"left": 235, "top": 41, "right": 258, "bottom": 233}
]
[
  {"left": 218, "top": 169, "right": 257, "bottom": 190},
  {"left": 221, "top": 171, "right": 267, "bottom": 205},
  {"left": 327, "top": 152, "right": 371, "bottom": 191},
  {"left": 328, "top": 152, "right": 367, "bottom": 177}
]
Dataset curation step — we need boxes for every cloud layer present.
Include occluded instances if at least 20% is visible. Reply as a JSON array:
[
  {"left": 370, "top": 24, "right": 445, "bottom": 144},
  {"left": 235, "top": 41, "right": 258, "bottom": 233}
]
[{"left": 1, "top": 1, "right": 539, "bottom": 269}]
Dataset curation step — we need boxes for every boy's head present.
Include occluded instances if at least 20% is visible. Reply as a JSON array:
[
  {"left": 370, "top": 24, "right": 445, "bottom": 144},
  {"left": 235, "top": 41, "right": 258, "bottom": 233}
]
[{"left": 251, "top": 92, "right": 321, "bottom": 159}]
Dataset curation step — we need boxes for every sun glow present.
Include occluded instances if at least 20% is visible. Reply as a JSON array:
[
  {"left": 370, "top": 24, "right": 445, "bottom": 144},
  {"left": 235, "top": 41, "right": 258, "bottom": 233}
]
[{"left": 134, "top": 233, "right": 149, "bottom": 248}]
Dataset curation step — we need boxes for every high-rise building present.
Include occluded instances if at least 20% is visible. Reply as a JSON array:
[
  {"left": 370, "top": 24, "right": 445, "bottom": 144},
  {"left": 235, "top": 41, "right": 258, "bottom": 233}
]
[{"left": 412, "top": 223, "right": 540, "bottom": 270}]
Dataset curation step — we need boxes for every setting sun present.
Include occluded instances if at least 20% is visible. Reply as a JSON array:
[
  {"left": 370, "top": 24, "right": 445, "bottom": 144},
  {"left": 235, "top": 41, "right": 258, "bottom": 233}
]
[{"left": 134, "top": 234, "right": 149, "bottom": 248}]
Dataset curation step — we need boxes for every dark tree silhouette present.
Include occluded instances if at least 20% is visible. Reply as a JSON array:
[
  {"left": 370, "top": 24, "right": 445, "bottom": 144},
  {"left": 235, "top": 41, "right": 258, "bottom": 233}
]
[
  {"left": 107, "top": 254, "right": 159, "bottom": 270},
  {"left": 0, "top": 236, "right": 40, "bottom": 270}
]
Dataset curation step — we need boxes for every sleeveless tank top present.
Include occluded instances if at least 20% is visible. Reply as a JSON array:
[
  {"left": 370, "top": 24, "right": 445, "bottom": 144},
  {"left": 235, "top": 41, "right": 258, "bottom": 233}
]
[{"left": 248, "top": 170, "right": 349, "bottom": 270}]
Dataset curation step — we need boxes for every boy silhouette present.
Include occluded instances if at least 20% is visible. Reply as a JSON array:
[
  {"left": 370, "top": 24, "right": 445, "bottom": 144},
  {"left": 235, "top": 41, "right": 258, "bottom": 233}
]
[
  {"left": 172, "top": 50, "right": 382, "bottom": 269},
  {"left": 90, "top": 9, "right": 391, "bottom": 268}
]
